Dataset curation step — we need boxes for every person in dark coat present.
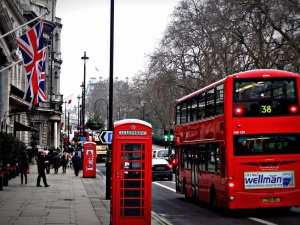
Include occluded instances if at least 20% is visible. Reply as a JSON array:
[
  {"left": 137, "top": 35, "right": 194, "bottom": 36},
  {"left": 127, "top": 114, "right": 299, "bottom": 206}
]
[
  {"left": 61, "top": 152, "right": 68, "bottom": 174},
  {"left": 36, "top": 150, "right": 50, "bottom": 187},
  {"left": 19, "top": 150, "right": 29, "bottom": 185},
  {"left": 71, "top": 151, "right": 81, "bottom": 176},
  {"left": 53, "top": 152, "right": 61, "bottom": 174},
  {"left": 45, "top": 148, "right": 54, "bottom": 174}
]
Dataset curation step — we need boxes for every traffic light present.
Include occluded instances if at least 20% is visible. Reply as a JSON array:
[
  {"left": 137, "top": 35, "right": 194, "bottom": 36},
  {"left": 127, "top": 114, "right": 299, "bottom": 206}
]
[
  {"left": 164, "top": 130, "right": 168, "bottom": 141},
  {"left": 169, "top": 129, "right": 174, "bottom": 141}
]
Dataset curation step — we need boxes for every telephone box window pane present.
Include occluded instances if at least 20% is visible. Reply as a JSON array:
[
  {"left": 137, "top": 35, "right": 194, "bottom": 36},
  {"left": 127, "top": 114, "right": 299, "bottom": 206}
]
[
  {"left": 125, "top": 171, "right": 141, "bottom": 179},
  {"left": 125, "top": 180, "right": 140, "bottom": 188},
  {"left": 125, "top": 143, "right": 141, "bottom": 151},
  {"left": 124, "top": 209, "right": 141, "bottom": 216},
  {"left": 124, "top": 199, "right": 141, "bottom": 207},
  {"left": 125, "top": 190, "right": 140, "bottom": 197}
]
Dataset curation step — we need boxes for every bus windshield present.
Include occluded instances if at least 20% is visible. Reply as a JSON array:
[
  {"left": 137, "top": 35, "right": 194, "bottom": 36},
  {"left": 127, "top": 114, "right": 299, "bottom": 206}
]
[
  {"left": 234, "top": 134, "right": 300, "bottom": 156},
  {"left": 233, "top": 78, "right": 298, "bottom": 117}
]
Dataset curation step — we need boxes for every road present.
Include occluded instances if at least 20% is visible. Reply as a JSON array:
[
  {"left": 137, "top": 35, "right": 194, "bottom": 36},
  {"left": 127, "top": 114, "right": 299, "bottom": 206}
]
[{"left": 96, "top": 162, "right": 300, "bottom": 225}]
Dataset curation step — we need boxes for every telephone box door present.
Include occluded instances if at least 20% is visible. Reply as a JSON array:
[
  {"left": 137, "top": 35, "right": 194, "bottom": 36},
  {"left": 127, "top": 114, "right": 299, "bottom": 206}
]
[{"left": 111, "top": 119, "right": 152, "bottom": 225}]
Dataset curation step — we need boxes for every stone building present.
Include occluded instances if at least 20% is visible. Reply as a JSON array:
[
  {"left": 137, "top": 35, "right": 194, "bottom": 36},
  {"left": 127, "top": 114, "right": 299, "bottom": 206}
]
[{"left": 0, "top": 0, "right": 63, "bottom": 152}]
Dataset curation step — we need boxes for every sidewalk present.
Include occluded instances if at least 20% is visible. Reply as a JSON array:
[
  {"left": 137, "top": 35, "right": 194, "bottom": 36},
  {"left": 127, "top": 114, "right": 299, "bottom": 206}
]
[{"left": 0, "top": 163, "right": 170, "bottom": 225}]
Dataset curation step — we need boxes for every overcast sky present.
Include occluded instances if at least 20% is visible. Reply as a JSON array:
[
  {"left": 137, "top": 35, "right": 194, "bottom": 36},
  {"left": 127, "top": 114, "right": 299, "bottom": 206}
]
[{"left": 56, "top": 0, "right": 180, "bottom": 102}]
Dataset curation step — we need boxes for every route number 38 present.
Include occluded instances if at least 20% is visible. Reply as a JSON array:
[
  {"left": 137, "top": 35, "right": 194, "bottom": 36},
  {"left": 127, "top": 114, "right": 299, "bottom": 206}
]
[{"left": 260, "top": 105, "right": 272, "bottom": 113}]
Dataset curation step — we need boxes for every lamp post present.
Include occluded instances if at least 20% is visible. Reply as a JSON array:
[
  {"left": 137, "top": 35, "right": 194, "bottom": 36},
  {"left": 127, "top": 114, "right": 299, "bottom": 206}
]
[
  {"left": 94, "top": 99, "right": 109, "bottom": 129},
  {"left": 81, "top": 52, "right": 89, "bottom": 136},
  {"left": 64, "top": 101, "right": 67, "bottom": 132},
  {"left": 77, "top": 95, "right": 81, "bottom": 129},
  {"left": 107, "top": 0, "right": 114, "bottom": 200},
  {"left": 278, "top": 54, "right": 285, "bottom": 70},
  {"left": 141, "top": 100, "right": 146, "bottom": 120},
  {"left": 79, "top": 104, "right": 82, "bottom": 136},
  {"left": 68, "top": 112, "right": 70, "bottom": 146}
]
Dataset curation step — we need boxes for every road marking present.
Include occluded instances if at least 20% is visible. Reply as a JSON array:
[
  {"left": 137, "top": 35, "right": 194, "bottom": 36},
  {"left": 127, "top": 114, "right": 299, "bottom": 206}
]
[
  {"left": 248, "top": 217, "right": 277, "bottom": 225},
  {"left": 153, "top": 182, "right": 176, "bottom": 192}
]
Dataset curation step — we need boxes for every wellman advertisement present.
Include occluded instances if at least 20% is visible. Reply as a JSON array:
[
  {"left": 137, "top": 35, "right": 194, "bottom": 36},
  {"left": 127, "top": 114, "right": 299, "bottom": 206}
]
[{"left": 244, "top": 171, "right": 295, "bottom": 189}]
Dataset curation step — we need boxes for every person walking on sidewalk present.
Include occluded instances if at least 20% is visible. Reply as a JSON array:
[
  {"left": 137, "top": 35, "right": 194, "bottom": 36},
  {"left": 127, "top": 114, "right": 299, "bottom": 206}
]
[
  {"left": 19, "top": 150, "right": 29, "bottom": 185},
  {"left": 61, "top": 152, "right": 68, "bottom": 174},
  {"left": 45, "top": 148, "right": 54, "bottom": 174},
  {"left": 71, "top": 151, "right": 81, "bottom": 176},
  {"left": 53, "top": 152, "right": 61, "bottom": 174},
  {"left": 36, "top": 150, "right": 50, "bottom": 187}
]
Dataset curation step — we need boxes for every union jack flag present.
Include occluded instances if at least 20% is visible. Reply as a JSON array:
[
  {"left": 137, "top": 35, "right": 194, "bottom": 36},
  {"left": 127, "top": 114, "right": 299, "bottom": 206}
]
[{"left": 16, "top": 20, "right": 47, "bottom": 110}]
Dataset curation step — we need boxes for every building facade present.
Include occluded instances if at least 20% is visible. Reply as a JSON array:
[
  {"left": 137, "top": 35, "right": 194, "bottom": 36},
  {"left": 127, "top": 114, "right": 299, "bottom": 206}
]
[{"left": 0, "top": 0, "right": 63, "bottom": 151}]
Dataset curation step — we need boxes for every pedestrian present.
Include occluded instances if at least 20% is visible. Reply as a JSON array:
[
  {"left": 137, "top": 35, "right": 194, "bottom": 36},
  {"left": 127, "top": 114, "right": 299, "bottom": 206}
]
[
  {"left": 53, "top": 152, "right": 61, "bottom": 174},
  {"left": 71, "top": 151, "right": 81, "bottom": 176},
  {"left": 19, "top": 150, "right": 29, "bottom": 185},
  {"left": 47, "top": 148, "right": 55, "bottom": 173},
  {"left": 61, "top": 152, "right": 68, "bottom": 174},
  {"left": 36, "top": 150, "right": 50, "bottom": 187}
]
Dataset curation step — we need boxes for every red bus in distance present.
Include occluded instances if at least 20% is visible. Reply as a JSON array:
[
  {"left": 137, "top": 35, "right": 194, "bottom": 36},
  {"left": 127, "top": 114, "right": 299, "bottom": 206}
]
[{"left": 174, "top": 69, "right": 300, "bottom": 210}]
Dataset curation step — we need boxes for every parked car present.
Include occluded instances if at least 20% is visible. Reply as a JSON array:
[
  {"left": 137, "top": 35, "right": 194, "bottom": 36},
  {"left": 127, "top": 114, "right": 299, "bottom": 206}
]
[{"left": 152, "top": 158, "right": 173, "bottom": 181}]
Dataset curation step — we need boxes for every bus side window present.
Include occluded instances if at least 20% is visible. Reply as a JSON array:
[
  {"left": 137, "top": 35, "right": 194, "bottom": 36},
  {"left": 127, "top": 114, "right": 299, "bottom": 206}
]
[
  {"left": 190, "top": 97, "right": 197, "bottom": 122},
  {"left": 198, "top": 145, "right": 206, "bottom": 171},
  {"left": 181, "top": 102, "right": 187, "bottom": 124},
  {"left": 198, "top": 93, "right": 205, "bottom": 120},
  {"left": 207, "top": 143, "right": 217, "bottom": 173},
  {"left": 205, "top": 89, "right": 215, "bottom": 117},
  {"left": 216, "top": 84, "right": 224, "bottom": 115}
]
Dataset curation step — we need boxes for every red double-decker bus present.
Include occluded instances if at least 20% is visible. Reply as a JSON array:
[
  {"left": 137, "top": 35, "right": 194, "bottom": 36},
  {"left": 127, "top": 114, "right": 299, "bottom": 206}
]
[{"left": 174, "top": 69, "right": 300, "bottom": 210}]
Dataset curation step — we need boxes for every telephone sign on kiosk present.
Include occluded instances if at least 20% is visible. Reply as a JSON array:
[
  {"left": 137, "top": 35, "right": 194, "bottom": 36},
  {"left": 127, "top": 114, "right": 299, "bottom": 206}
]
[{"left": 111, "top": 119, "right": 152, "bottom": 225}]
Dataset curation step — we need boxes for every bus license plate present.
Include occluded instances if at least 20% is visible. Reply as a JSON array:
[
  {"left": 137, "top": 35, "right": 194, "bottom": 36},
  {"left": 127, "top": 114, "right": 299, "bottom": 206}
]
[{"left": 262, "top": 198, "right": 280, "bottom": 203}]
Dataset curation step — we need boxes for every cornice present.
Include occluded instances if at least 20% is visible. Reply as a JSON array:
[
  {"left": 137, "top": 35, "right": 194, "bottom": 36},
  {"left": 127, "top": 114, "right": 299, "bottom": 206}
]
[{"left": 6, "top": 0, "right": 27, "bottom": 24}]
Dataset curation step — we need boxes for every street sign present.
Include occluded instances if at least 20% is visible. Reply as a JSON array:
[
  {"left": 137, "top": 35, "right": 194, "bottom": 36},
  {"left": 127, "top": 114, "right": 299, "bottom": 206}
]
[
  {"left": 80, "top": 137, "right": 86, "bottom": 146},
  {"left": 99, "top": 131, "right": 113, "bottom": 144}
]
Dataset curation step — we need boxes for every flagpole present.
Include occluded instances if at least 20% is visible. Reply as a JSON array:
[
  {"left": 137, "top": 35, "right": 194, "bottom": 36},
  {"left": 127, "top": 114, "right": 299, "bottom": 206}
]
[
  {"left": 0, "top": 46, "right": 49, "bottom": 73},
  {"left": 0, "top": 59, "right": 22, "bottom": 73},
  {"left": 0, "top": 11, "right": 49, "bottom": 39}
]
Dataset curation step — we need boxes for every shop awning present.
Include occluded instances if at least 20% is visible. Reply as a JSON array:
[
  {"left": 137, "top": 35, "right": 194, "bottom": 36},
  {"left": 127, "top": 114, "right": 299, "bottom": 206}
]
[{"left": 13, "top": 121, "right": 39, "bottom": 136}]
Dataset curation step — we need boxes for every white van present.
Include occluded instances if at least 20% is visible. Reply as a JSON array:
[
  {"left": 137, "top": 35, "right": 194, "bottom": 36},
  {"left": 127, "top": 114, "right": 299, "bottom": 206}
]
[{"left": 152, "top": 149, "right": 169, "bottom": 160}]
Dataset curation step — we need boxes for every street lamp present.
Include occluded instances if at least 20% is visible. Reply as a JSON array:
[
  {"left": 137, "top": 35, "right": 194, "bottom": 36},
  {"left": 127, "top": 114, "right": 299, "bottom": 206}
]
[
  {"left": 64, "top": 101, "right": 67, "bottom": 132},
  {"left": 278, "top": 54, "right": 285, "bottom": 70},
  {"left": 81, "top": 51, "right": 89, "bottom": 136},
  {"left": 141, "top": 100, "right": 146, "bottom": 120},
  {"left": 77, "top": 95, "right": 81, "bottom": 129},
  {"left": 94, "top": 99, "right": 109, "bottom": 129}
]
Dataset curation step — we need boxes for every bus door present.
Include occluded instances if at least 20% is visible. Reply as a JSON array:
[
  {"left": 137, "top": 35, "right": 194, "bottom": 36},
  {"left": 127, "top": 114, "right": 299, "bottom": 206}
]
[
  {"left": 175, "top": 146, "right": 181, "bottom": 192},
  {"left": 191, "top": 146, "right": 198, "bottom": 198}
]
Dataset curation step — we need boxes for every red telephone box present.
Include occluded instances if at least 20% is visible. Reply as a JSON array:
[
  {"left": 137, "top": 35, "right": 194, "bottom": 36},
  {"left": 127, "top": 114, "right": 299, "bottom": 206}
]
[
  {"left": 82, "top": 142, "right": 96, "bottom": 178},
  {"left": 111, "top": 119, "right": 152, "bottom": 225}
]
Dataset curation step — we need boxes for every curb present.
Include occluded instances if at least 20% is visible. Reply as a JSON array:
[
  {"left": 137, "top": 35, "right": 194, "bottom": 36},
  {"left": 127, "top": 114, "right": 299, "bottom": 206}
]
[{"left": 151, "top": 211, "right": 173, "bottom": 225}]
